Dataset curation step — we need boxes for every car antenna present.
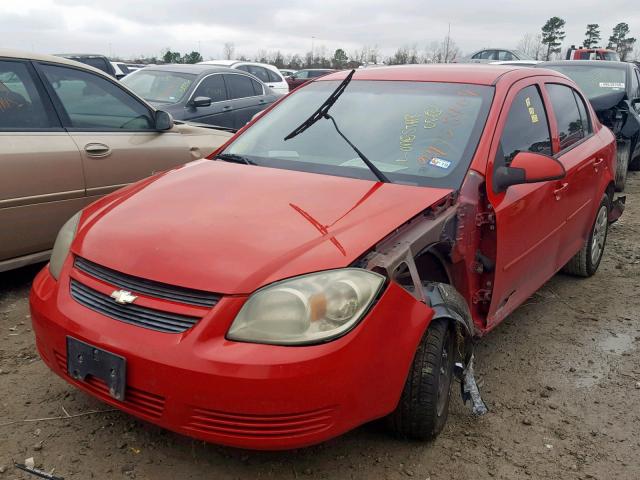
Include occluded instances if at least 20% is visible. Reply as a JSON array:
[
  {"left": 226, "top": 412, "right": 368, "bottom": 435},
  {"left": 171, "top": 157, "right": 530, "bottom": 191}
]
[{"left": 283, "top": 69, "right": 390, "bottom": 183}]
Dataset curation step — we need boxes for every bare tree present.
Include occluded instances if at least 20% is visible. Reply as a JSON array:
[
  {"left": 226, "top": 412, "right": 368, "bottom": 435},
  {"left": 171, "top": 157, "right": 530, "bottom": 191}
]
[
  {"left": 223, "top": 42, "right": 235, "bottom": 60},
  {"left": 517, "top": 33, "right": 545, "bottom": 60},
  {"left": 425, "top": 35, "right": 460, "bottom": 63}
]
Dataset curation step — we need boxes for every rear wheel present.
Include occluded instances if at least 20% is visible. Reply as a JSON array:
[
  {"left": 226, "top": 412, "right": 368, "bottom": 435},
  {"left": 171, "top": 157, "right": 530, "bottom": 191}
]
[
  {"left": 615, "top": 141, "right": 630, "bottom": 192},
  {"left": 562, "top": 195, "right": 610, "bottom": 277}
]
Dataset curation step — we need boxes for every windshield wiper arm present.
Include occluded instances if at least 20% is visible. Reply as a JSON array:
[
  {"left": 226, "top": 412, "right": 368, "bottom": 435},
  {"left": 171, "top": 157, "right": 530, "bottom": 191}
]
[
  {"left": 215, "top": 153, "right": 256, "bottom": 165},
  {"left": 283, "top": 69, "right": 389, "bottom": 183},
  {"left": 325, "top": 114, "right": 390, "bottom": 183},
  {"left": 284, "top": 69, "right": 356, "bottom": 141}
]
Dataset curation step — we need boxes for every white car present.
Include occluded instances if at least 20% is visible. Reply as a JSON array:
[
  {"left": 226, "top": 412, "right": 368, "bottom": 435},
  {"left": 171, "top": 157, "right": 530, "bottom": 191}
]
[
  {"left": 489, "top": 60, "right": 542, "bottom": 67},
  {"left": 199, "top": 60, "right": 288, "bottom": 95}
]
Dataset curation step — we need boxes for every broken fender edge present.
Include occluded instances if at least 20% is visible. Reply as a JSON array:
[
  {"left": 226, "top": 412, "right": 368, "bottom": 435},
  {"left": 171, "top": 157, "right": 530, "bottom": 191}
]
[
  {"left": 455, "top": 356, "right": 488, "bottom": 416},
  {"left": 609, "top": 195, "right": 625, "bottom": 224},
  {"left": 424, "top": 283, "right": 488, "bottom": 417}
]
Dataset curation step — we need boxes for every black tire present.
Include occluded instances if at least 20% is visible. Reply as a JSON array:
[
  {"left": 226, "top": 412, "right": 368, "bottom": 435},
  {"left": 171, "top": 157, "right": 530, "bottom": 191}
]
[
  {"left": 615, "top": 141, "right": 629, "bottom": 192},
  {"left": 387, "top": 284, "right": 467, "bottom": 440},
  {"left": 562, "top": 195, "right": 610, "bottom": 277}
]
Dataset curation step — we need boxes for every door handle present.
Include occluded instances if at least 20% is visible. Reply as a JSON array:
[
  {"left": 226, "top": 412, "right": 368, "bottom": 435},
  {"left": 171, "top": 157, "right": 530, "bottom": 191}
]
[
  {"left": 553, "top": 182, "right": 569, "bottom": 200},
  {"left": 84, "top": 143, "right": 111, "bottom": 157},
  {"left": 593, "top": 158, "right": 604, "bottom": 170},
  {"left": 222, "top": 105, "right": 232, "bottom": 111}
]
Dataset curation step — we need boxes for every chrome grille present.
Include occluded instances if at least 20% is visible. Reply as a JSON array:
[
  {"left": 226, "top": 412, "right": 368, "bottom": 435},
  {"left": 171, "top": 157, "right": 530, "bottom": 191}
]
[
  {"left": 74, "top": 257, "right": 219, "bottom": 307},
  {"left": 70, "top": 279, "right": 200, "bottom": 333}
]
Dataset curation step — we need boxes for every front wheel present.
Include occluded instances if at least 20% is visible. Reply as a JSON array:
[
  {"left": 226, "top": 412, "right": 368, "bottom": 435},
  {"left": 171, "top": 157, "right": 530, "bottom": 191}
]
[
  {"left": 562, "top": 195, "right": 610, "bottom": 277},
  {"left": 387, "top": 317, "right": 454, "bottom": 440}
]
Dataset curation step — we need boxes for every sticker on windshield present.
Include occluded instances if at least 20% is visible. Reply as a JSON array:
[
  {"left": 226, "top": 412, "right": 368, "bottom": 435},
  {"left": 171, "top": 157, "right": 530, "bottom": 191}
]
[
  {"left": 429, "top": 157, "right": 452, "bottom": 169},
  {"left": 599, "top": 82, "right": 625, "bottom": 89}
]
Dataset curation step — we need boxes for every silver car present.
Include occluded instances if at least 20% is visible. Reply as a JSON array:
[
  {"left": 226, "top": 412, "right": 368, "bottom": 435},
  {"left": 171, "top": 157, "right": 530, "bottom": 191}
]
[{"left": 458, "top": 49, "right": 534, "bottom": 63}]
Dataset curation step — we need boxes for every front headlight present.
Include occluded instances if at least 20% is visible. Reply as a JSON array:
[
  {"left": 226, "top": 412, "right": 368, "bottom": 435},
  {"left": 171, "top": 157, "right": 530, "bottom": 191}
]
[
  {"left": 228, "top": 269, "right": 385, "bottom": 345},
  {"left": 49, "top": 211, "right": 81, "bottom": 280}
]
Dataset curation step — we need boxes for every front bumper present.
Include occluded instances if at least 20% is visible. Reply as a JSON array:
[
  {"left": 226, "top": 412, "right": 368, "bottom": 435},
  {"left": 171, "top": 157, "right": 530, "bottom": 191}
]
[{"left": 30, "top": 265, "right": 434, "bottom": 450}]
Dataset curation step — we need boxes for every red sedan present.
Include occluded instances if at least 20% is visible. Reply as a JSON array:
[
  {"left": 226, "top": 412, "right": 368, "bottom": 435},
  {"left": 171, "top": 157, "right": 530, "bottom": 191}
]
[{"left": 31, "top": 65, "right": 623, "bottom": 450}]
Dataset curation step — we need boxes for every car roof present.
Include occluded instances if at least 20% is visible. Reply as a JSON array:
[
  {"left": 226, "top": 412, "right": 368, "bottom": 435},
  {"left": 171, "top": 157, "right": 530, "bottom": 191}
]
[
  {"left": 538, "top": 60, "right": 629, "bottom": 70},
  {"left": 56, "top": 53, "right": 109, "bottom": 58},
  {"left": 318, "top": 64, "right": 563, "bottom": 85},
  {"left": 0, "top": 48, "right": 114, "bottom": 76},
  {"left": 140, "top": 64, "right": 236, "bottom": 75}
]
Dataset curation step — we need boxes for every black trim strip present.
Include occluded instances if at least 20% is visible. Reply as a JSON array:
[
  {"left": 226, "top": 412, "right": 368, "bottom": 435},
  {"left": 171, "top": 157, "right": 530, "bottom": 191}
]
[
  {"left": 70, "top": 279, "right": 200, "bottom": 333},
  {"left": 74, "top": 257, "right": 220, "bottom": 307}
]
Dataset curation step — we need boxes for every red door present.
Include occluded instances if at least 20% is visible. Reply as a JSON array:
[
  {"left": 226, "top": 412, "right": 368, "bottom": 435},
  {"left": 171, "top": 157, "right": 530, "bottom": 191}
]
[
  {"left": 541, "top": 82, "right": 606, "bottom": 266},
  {"left": 485, "top": 80, "right": 567, "bottom": 327}
]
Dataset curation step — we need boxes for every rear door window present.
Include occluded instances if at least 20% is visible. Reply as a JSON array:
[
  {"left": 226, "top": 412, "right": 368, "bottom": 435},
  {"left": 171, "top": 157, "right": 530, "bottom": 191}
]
[
  {"left": 0, "top": 60, "right": 57, "bottom": 130},
  {"left": 40, "top": 63, "right": 154, "bottom": 130},
  {"left": 498, "top": 50, "right": 515, "bottom": 61},
  {"left": 226, "top": 74, "right": 257, "bottom": 99},
  {"left": 546, "top": 83, "right": 585, "bottom": 151},
  {"left": 247, "top": 66, "right": 270, "bottom": 83},
  {"left": 573, "top": 90, "right": 593, "bottom": 135},
  {"left": 497, "top": 85, "right": 552, "bottom": 167},
  {"left": 266, "top": 69, "right": 282, "bottom": 83},
  {"left": 193, "top": 74, "right": 228, "bottom": 102},
  {"left": 250, "top": 78, "right": 264, "bottom": 96}
]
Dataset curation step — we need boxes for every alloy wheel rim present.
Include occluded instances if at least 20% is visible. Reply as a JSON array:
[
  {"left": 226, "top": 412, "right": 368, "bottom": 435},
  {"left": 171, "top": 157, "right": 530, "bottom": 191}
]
[{"left": 591, "top": 206, "right": 608, "bottom": 266}]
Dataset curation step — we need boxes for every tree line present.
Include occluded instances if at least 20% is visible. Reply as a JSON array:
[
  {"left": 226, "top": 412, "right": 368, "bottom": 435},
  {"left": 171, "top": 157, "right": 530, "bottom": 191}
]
[
  {"left": 125, "top": 20, "right": 637, "bottom": 67},
  {"left": 520, "top": 18, "right": 637, "bottom": 61}
]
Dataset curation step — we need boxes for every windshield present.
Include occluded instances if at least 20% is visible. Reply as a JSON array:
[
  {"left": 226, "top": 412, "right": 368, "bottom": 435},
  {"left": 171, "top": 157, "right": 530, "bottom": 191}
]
[
  {"left": 547, "top": 66, "right": 627, "bottom": 99},
  {"left": 122, "top": 70, "right": 196, "bottom": 104},
  {"left": 223, "top": 80, "right": 493, "bottom": 188}
]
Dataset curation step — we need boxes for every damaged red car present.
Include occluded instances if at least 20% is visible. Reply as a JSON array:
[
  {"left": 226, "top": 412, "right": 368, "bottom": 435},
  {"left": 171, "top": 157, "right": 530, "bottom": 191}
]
[{"left": 30, "top": 65, "right": 624, "bottom": 450}]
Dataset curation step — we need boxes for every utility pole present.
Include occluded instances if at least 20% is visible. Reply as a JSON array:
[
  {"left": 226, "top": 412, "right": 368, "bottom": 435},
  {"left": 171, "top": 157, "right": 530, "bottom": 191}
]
[
  {"left": 311, "top": 36, "right": 315, "bottom": 67},
  {"left": 444, "top": 23, "right": 451, "bottom": 63}
]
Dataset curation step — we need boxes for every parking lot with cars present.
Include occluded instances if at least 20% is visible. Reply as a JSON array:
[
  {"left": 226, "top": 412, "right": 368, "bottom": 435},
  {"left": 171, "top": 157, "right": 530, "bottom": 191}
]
[
  {"left": 2, "top": 7, "right": 640, "bottom": 479},
  {"left": 2, "top": 172, "right": 639, "bottom": 478}
]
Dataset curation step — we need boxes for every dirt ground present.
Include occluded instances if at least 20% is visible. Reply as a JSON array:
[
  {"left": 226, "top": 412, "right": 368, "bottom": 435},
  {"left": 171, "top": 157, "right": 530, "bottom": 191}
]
[{"left": 2, "top": 174, "right": 640, "bottom": 480}]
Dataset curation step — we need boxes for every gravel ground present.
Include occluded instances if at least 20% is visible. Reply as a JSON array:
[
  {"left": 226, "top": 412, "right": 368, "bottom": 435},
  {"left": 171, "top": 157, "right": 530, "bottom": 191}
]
[{"left": 1, "top": 173, "right": 639, "bottom": 480}]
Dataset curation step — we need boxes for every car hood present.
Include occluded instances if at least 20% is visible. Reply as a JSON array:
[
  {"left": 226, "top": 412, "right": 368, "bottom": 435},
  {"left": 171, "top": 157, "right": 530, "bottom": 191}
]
[{"left": 75, "top": 161, "right": 452, "bottom": 294}]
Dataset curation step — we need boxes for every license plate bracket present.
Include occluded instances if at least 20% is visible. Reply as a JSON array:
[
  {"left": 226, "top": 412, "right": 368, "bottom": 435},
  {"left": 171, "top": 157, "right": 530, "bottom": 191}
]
[{"left": 66, "top": 337, "right": 126, "bottom": 401}]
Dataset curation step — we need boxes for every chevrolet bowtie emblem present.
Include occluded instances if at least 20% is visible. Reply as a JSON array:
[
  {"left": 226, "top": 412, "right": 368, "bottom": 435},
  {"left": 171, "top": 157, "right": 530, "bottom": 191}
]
[{"left": 110, "top": 290, "right": 138, "bottom": 305}]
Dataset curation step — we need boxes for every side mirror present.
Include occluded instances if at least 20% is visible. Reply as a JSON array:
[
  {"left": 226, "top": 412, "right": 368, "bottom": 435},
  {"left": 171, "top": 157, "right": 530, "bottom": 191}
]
[
  {"left": 494, "top": 151, "right": 566, "bottom": 193},
  {"left": 154, "top": 110, "right": 174, "bottom": 131},
  {"left": 189, "top": 96, "right": 212, "bottom": 108}
]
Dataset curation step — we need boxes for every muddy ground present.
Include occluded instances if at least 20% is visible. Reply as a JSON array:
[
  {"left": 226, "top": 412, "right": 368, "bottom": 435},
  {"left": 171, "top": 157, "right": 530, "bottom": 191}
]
[{"left": 2, "top": 174, "right": 640, "bottom": 480}]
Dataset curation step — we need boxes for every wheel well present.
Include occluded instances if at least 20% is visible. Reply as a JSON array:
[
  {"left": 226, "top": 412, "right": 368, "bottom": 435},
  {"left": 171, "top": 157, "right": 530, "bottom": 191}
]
[{"left": 415, "top": 248, "right": 451, "bottom": 285}]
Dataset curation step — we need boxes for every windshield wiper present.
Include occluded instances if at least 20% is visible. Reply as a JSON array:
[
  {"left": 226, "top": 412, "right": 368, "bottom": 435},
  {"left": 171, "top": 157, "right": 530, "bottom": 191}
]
[
  {"left": 283, "top": 69, "right": 390, "bottom": 183},
  {"left": 215, "top": 153, "right": 256, "bottom": 165}
]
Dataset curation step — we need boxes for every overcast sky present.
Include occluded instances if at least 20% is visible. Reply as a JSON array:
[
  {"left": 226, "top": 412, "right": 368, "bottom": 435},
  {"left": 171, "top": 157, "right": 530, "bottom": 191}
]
[{"left": 2, "top": 0, "right": 638, "bottom": 60}]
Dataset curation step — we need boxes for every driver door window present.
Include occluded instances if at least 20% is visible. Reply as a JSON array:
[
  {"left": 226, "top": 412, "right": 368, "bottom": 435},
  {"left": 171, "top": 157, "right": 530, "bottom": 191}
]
[
  {"left": 496, "top": 85, "right": 551, "bottom": 168},
  {"left": 39, "top": 64, "right": 153, "bottom": 130}
]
